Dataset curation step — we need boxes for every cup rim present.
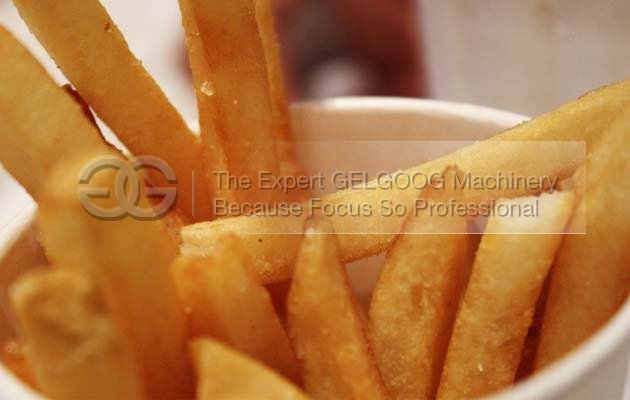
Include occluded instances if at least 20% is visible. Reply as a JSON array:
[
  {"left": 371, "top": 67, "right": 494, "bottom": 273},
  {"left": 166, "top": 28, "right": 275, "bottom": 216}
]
[
  {"left": 0, "top": 97, "right": 627, "bottom": 400},
  {"left": 291, "top": 96, "right": 528, "bottom": 129}
]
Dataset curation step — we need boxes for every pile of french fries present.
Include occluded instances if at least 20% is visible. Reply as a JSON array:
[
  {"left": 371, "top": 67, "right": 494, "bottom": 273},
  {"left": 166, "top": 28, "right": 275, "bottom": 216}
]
[{"left": 0, "top": 1, "right": 628, "bottom": 399}]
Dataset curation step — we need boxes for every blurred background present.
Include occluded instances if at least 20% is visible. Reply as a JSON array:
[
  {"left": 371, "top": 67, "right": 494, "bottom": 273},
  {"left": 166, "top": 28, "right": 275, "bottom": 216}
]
[{"left": 1, "top": 0, "right": 630, "bottom": 117}]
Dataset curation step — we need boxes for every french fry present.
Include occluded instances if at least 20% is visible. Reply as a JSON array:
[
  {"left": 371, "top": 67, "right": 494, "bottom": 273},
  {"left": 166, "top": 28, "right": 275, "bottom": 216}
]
[
  {"left": 178, "top": 0, "right": 232, "bottom": 204},
  {"left": 10, "top": 269, "right": 145, "bottom": 400},
  {"left": 368, "top": 168, "right": 469, "bottom": 400},
  {"left": 182, "top": 79, "right": 630, "bottom": 283},
  {"left": 287, "top": 217, "right": 389, "bottom": 400},
  {"left": 37, "top": 155, "right": 193, "bottom": 399},
  {"left": 0, "top": 27, "right": 115, "bottom": 198},
  {"left": 180, "top": 0, "right": 305, "bottom": 203},
  {"left": 171, "top": 235, "right": 300, "bottom": 382},
  {"left": 183, "top": 0, "right": 281, "bottom": 204},
  {"left": 254, "top": 0, "right": 303, "bottom": 182},
  {"left": 535, "top": 105, "right": 630, "bottom": 369},
  {"left": 12, "top": 0, "right": 212, "bottom": 221},
  {"left": 436, "top": 192, "right": 575, "bottom": 400},
  {"left": 190, "top": 338, "right": 309, "bottom": 400}
]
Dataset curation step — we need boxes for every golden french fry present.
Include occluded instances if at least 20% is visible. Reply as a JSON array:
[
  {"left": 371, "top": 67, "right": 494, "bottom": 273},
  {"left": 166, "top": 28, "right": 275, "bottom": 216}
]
[
  {"left": 180, "top": 0, "right": 305, "bottom": 203},
  {"left": 190, "top": 338, "right": 309, "bottom": 400},
  {"left": 172, "top": 236, "right": 300, "bottom": 382},
  {"left": 368, "top": 168, "right": 469, "bottom": 400},
  {"left": 254, "top": 0, "right": 291, "bottom": 151},
  {"left": 0, "top": 27, "right": 115, "bottom": 198},
  {"left": 37, "top": 156, "right": 193, "bottom": 399},
  {"left": 12, "top": 0, "right": 212, "bottom": 221},
  {"left": 10, "top": 269, "right": 145, "bottom": 400},
  {"left": 287, "top": 217, "right": 389, "bottom": 400},
  {"left": 254, "top": 0, "right": 303, "bottom": 182},
  {"left": 437, "top": 192, "right": 575, "bottom": 400},
  {"left": 183, "top": 79, "right": 630, "bottom": 283},
  {"left": 178, "top": 0, "right": 232, "bottom": 204},
  {"left": 184, "top": 0, "right": 281, "bottom": 204},
  {"left": 535, "top": 105, "right": 630, "bottom": 369}
]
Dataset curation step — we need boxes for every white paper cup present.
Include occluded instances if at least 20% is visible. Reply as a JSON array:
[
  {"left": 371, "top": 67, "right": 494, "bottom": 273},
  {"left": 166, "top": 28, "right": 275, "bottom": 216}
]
[{"left": 0, "top": 98, "right": 627, "bottom": 399}]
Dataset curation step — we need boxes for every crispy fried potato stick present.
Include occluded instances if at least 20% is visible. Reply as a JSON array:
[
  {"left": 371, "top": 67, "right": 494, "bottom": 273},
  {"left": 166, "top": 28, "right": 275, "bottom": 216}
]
[
  {"left": 37, "top": 156, "right": 193, "bottom": 399},
  {"left": 178, "top": 0, "right": 232, "bottom": 204},
  {"left": 287, "top": 218, "right": 389, "bottom": 400},
  {"left": 172, "top": 236, "right": 299, "bottom": 382},
  {"left": 184, "top": 0, "right": 281, "bottom": 204},
  {"left": 183, "top": 80, "right": 630, "bottom": 283},
  {"left": 12, "top": 0, "right": 211, "bottom": 221},
  {"left": 190, "top": 338, "right": 309, "bottom": 400},
  {"left": 0, "top": 27, "right": 115, "bottom": 198},
  {"left": 368, "top": 169, "right": 469, "bottom": 400},
  {"left": 535, "top": 106, "right": 630, "bottom": 369},
  {"left": 254, "top": 0, "right": 303, "bottom": 181},
  {"left": 437, "top": 192, "right": 574, "bottom": 400},
  {"left": 10, "top": 269, "right": 145, "bottom": 400}
]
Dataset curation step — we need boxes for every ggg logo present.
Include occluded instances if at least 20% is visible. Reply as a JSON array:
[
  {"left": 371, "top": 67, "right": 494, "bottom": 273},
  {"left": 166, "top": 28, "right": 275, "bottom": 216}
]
[{"left": 77, "top": 156, "right": 178, "bottom": 220}]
